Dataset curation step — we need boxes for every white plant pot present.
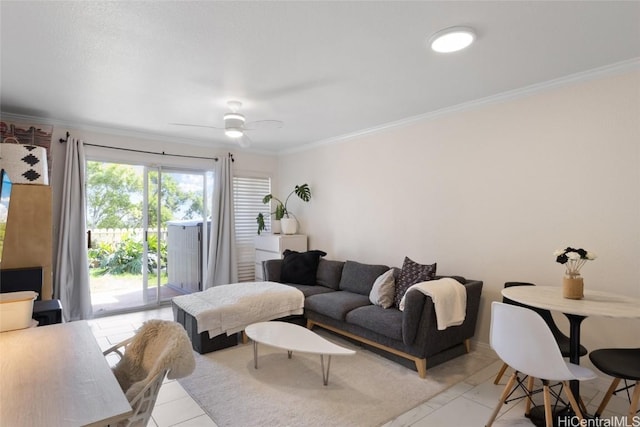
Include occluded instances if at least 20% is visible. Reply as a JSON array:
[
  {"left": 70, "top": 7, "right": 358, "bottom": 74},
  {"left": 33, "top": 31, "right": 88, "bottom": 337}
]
[
  {"left": 280, "top": 218, "right": 298, "bottom": 235},
  {"left": 271, "top": 219, "right": 281, "bottom": 234}
]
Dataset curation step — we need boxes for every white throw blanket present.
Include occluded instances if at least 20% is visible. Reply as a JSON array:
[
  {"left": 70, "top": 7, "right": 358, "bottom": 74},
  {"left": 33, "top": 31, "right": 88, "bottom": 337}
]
[
  {"left": 172, "top": 282, "right": 304, "bottom": 338},
  {"left": 399, "top": 278, "right": 467, "bottom": 330}
]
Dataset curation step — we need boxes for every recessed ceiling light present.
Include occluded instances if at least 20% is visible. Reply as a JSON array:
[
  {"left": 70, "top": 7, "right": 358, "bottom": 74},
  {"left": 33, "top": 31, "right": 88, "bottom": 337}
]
[{"left": 429, "top": 26, "right": 476, "bottom": 53}]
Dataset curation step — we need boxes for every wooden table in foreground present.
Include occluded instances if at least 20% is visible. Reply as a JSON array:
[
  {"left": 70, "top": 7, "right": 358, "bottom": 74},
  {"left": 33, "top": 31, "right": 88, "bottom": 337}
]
[{"left": 0, "top": 321, "right": 132, "bottom": 427}]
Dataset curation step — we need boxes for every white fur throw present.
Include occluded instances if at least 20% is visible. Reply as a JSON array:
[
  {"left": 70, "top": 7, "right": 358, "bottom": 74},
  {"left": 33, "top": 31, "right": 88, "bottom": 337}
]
[
  {"left": 111, "top": 320, "right": 195, "bottom": 402},
  {"left": 172, "top": 281, "right": 304, "bottom": 338}
]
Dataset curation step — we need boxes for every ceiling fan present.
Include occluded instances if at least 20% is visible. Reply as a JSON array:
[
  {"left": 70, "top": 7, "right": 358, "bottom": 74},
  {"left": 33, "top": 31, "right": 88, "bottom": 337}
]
[{"left": 171, "top": 101, "right": 283, "bottom": 148}]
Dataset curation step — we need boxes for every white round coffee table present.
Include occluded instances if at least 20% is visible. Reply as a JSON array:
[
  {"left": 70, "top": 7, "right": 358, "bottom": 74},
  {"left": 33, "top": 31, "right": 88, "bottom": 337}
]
[{"left": 245, "top": 321, "right": 356, "bottom": 385}]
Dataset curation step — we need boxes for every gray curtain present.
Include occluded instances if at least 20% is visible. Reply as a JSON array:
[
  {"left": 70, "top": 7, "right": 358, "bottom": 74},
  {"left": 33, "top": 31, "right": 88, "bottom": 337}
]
[
  {"left": 54, "top": 137, "right": 92, "bottom": 320},
  {"left": 205, "top": 155, "right": 238, "bottom": 287}
]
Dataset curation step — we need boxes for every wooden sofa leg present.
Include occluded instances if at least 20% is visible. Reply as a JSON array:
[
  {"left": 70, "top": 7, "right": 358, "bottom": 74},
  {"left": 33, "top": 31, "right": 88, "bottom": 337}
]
[
  {"left": 415, "top": 358, "right": 427, "bottom": 379},
  {"left": 308, "top": 320, "right": 435, "bottom": 379},
  {"left": 465, "top": 339, "right": 471, "bottom": 353}
]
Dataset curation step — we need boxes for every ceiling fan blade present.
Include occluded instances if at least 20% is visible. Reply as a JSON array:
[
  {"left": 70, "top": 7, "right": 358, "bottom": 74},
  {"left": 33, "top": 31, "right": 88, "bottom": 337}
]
[
  {"left": 253, "top": 76, "right": 340, "bottom": 100},
  {"left": 238, "top": 134, "right": 252, "bottom": 148},
  {"left": 243, "top": 120, "right": 283, "bottom": 131},
  {"left": 169, "top": 123, "right": 224, "bottom": 130}
]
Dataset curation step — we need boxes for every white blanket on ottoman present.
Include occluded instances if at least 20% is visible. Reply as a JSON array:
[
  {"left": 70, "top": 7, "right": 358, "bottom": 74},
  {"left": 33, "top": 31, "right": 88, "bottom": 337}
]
[{"left": 172, "top": 281, "right": 304, "bottom": 338}]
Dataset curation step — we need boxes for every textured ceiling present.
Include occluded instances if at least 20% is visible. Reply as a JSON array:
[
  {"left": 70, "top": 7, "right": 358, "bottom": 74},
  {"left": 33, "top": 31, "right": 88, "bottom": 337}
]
[{"left": 1, "top": 1, "right": 639, "bottom": 153}]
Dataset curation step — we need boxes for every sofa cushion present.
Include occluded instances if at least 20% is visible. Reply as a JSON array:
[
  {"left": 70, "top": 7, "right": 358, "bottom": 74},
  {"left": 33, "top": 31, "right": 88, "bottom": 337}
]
[
  {"left": 281, "top": 250, "right": 327, "bottom": 286},
  {"left": 369, "top": 269, "right": 395, "bottom": 308},
  {"left": 338, "top": 261, "right": 389, "bottom": 296},
  {"left": 316, "top": 259, "right": 345, "bottom": 290},
  {"left": 393, "top": 257, "right": 437, "bottom": 308},
  {"left": 345, "top": 305, "right": 403, "bottom": 341},
  {"left": 305, "top": 291, "right": 371, "bottom": 321},
  {"left": 284, "top": 283, "right": 336, "bottom": 298}
]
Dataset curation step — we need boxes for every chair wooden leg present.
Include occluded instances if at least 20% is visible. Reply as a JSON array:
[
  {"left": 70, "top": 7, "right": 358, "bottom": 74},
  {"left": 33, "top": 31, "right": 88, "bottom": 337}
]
[
  {"left": 525, "top": 376, "right": 535, "bottom": 416},
  {"left": 486, "top": 371, "right": 517, "bottom": 427},
  {"left": 543, "top": 384, "right": 553, "bottom": 427},
  {"left": 628, "top": 380, "right": 640, "bottom": 427},
  {"left": 596, "top": 377, "right": 621, "bottom": 416},
  {"left": 579, "top": 396, "right": 588, "bottom": 416},
  {"left": 562, "top": 381, "right": 584, "bottom": 422},
  {"left": 493, "top": 363, "right": 509, "bottom": 385}
]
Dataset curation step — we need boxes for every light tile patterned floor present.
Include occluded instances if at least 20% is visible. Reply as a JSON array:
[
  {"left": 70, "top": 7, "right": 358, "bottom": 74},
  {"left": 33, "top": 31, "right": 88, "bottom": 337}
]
[{"left": 89, "top": 307, "right": 635, "bottom": 427}]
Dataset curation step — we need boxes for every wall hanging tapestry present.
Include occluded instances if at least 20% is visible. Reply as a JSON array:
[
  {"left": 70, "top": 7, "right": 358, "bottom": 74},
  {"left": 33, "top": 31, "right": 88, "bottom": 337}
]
[{"left": 0, "top": 121, "right": 53, "bottom": 184}]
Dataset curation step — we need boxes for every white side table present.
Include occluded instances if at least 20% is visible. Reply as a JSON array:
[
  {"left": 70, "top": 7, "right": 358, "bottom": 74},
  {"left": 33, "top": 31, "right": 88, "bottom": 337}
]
[{"left": 254, "top": 234, "right": 307, "bottom": 280}]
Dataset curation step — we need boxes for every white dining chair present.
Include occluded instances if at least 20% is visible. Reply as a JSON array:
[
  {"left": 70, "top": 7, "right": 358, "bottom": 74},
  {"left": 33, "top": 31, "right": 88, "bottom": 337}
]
[
  {"left": 493, "top": 282, "right": 588, "bottom": 385},
  {"left": 486, "top": 302, "right": 597, "bottom": 427}
]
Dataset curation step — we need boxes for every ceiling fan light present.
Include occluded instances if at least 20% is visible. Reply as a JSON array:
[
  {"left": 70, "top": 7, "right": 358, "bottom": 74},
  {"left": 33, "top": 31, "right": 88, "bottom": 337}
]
[
  {"left": 429, "top": 26, "right": 476, "bottom": 53},
  {"left": 225, "top": 128, "right": 243, "bottom": 138},
  {"left": 224, "top": 113, "right": 245, "bottom": 122}
]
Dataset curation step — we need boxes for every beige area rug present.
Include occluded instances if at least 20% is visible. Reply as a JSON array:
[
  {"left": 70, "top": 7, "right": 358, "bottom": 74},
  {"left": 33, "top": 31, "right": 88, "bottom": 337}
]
[{"left": 179, "top": 330, "right": 497, "bottom": 427}]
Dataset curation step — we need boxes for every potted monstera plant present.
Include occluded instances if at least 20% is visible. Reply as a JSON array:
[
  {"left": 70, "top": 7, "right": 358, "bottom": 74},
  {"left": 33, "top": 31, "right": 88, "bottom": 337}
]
[{"left": 256, "top": 184, "right": 311, "bottom": 235}]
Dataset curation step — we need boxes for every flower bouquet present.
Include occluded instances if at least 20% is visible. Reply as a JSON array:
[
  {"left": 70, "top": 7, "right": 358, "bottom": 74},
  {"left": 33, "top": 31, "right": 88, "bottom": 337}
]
[
  {"left": 554, "top": 247, "right": 597, "bottom": 277},
  {"left": 554, "top": 246, "right": 596, "bottom": 299}
]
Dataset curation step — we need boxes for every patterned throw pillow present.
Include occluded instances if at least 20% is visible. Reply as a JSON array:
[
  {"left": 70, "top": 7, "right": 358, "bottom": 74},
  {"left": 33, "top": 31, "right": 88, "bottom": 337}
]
[{"left": 393, "top": 257, "right": 437, "bottom": 308}]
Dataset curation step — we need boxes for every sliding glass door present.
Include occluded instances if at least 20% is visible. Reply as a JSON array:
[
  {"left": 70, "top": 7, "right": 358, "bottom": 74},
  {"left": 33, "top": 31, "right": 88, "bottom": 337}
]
[{"left": 87, "top": 161, "right": 210, "bottom": 315}]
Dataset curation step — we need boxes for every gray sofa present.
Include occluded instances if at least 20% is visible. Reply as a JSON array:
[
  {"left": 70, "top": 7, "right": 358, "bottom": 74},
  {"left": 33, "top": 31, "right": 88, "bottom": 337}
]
[{"left": 263, "top": 258, "right": 483, "bottom": 378}]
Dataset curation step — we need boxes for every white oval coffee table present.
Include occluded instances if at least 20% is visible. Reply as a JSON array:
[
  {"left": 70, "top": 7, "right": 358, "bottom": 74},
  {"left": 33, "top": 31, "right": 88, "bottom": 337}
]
[{"left": 245, "top": 321, "right": 356, "bottom": 385}]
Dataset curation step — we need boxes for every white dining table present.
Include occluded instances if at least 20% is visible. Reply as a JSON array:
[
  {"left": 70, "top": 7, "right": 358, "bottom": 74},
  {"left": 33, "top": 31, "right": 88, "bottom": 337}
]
[
  {"left": 0, "top": 321, "right": 133, "bottom": 427},
  {"left": 501, "top": 286, "right": 640, "bottom": 404}
]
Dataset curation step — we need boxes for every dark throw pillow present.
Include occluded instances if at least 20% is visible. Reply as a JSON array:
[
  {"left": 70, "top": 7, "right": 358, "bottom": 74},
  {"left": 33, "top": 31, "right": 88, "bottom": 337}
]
[
  {"left": 393, "top": 257, "right": 437, "bottom": 308},
  {"left": 280, "top": 250, "right": 328, "bottom": 286}
]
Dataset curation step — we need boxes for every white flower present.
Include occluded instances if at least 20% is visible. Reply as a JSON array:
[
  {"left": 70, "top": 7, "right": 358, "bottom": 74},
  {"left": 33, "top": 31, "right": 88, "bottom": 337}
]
[
  {"left": 566, "top": 251, "right": 581, "bottom": 260},
  {"left": 586, "top": 252, "right": 597, "bottom": 260},
  {"left": 553, "top": 249, "right": 565, "bottom": 257}
]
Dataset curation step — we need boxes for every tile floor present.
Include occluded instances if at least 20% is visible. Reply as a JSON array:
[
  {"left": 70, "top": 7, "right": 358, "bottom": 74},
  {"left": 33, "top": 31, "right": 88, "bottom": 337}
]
[{"left": 89, "top": 307, "right": 635, "bottom": 427}]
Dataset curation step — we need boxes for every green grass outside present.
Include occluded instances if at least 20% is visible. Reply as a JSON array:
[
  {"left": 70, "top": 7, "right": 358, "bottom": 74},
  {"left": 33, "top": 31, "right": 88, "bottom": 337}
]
[{"left": 89, "top": 269, "right": 169, "bottom": 293}]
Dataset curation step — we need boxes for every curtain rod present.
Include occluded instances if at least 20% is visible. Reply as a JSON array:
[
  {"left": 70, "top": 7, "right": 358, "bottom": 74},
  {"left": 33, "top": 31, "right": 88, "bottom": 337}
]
[{"left": 59, "top": 131, "right": 220, "bottom": 162}]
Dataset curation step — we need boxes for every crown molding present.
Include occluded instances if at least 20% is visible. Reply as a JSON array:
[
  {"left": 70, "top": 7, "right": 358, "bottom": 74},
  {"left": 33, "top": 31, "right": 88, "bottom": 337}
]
[
  {"left": 0, "top": 111, "right": 278, "bottom": 157},
  {"left": 0, "top": 112, "right": 217, "bottom": 147},
  {"left": 3, "top": 57, "right": 637, "bottom": 158},
  {"left": 279, "top": 57, "right": 640, "bottom": 156}
]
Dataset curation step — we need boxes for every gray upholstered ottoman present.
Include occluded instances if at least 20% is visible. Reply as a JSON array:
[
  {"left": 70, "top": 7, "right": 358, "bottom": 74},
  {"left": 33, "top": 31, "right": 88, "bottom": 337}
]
[{"left": 172, "top": 282, "right": 304, "bottom": 354}]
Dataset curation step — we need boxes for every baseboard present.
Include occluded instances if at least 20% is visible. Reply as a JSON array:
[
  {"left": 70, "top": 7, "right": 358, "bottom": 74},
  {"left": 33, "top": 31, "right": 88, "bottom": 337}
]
[{"left": 470, "top": 338, "right": 495, "bottom": 355}]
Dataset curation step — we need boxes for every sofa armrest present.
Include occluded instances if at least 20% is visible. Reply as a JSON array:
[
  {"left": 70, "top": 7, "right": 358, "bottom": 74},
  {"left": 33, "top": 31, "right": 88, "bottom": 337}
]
[
  {"left": 402, "top": 280, "right": 483, "bottom": 356},
  {"left": 262, "top": 259, "right": 282, "bottom": 282}
]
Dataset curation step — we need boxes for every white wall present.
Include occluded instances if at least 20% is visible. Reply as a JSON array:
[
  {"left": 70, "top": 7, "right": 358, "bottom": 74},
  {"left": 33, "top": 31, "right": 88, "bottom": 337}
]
[{"left": 277, "top": 70, "right": 640, "bottom": 351}]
